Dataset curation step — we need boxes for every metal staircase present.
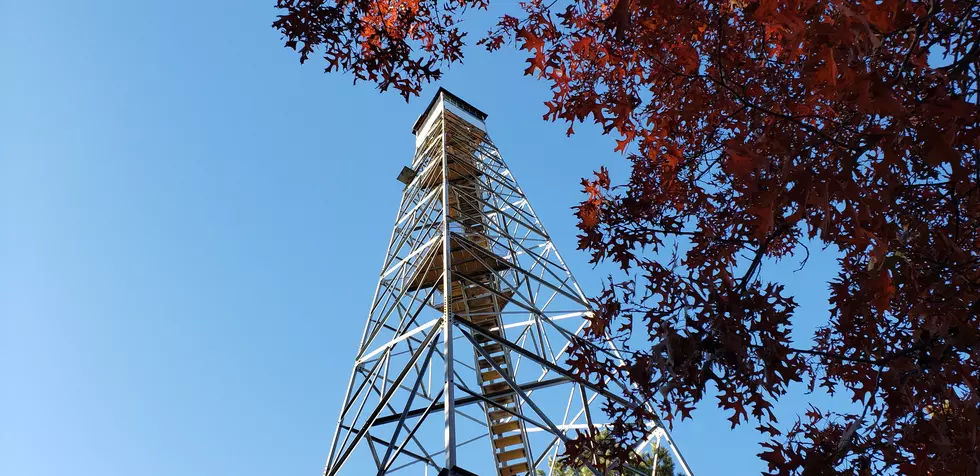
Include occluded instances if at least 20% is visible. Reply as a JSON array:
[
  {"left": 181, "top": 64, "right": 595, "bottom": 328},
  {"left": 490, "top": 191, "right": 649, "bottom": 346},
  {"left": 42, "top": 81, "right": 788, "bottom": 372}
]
[{"left": 410, "top": 108, "right": 532, "bottom": 475}]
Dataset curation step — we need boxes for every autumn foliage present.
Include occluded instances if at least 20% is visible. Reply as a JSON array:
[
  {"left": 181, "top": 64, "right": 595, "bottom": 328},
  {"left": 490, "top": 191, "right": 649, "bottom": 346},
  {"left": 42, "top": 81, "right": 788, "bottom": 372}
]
[{"left": 274, "top": 0, "right": 979, "bottom": 473}]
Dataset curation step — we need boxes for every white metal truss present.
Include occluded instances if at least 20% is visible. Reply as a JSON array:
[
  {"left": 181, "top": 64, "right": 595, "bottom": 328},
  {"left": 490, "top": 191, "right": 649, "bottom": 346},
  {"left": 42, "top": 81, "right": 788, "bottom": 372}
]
[{"left": 323, "top": 89, "right": 694, "bottom": 476}]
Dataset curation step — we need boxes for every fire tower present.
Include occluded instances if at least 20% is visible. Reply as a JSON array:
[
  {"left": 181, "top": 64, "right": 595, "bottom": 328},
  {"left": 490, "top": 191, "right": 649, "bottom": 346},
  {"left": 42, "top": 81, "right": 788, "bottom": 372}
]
[{"left": 323, "top": 89, "right": 693, "bottom": 476}]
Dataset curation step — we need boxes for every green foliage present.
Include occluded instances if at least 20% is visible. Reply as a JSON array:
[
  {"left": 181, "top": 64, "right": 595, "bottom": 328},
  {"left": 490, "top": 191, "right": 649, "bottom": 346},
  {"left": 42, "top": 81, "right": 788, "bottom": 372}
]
[{"left": 536, "top": 431, "right": 679, "bottom": 476}]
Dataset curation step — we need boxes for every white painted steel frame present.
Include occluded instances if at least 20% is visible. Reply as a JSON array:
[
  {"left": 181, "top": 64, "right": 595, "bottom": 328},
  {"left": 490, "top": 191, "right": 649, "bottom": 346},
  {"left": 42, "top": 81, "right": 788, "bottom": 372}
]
[{"left": 323, "top": 94, "right": 694, "bottom": 476}]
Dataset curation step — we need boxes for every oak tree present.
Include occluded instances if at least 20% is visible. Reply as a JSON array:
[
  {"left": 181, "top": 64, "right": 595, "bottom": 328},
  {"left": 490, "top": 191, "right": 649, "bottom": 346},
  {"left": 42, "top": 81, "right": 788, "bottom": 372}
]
[{"left": 274, "top": 0, "right": 979, "bottom": 473}]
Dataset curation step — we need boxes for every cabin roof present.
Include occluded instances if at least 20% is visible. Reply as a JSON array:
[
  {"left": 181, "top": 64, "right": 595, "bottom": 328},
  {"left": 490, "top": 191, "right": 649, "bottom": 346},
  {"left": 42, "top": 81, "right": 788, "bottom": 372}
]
[{"left": 411, "top": 87, "right": 488, "bottom": 135}]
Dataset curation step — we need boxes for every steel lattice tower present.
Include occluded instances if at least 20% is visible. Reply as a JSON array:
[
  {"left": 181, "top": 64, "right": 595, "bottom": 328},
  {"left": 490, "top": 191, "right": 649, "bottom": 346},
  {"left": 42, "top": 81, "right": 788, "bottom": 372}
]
[{"left": 324, "top": 89, "right": 693, "bottom": 476}]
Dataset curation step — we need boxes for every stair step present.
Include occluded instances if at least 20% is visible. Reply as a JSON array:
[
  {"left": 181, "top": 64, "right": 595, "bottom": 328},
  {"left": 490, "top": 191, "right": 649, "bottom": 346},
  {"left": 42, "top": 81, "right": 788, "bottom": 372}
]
[
  {"left": 497, "top": 448, "right": 526, "bottom": 463},
  {"left": 481, "top": 343, "right": 503, "bottom": 354},
  {"left": 471, "top": 319, "right": 499, "bottom": 329},
  {"left": 481, "top": 370, "right": 503, "bottom": 382},
  {"left": 492, "top": 434, "right": 523, "bottom": 449},
  {"left": 478, "top": 356, "right": 507, "bottom": 368},
  {"left": 446, "top": 296, "right": 503, "bottom": 314},
  {"left": 483, "top": 381, "right": 511, "bottom": 394},
  {"left": 488, "top": 408, "right": 514, "bottom": 421},
  {"left": 499, "top": 462, "right": 529, "bottom": 476},
  {"left": 491, "top": 421, "right": 521, "bottom": 435},
  {"left": 491, "top": 394, "right": 516, "bottom": 405},
  {"left": 449, "top": 283, "right": 478, "bottom": 297},
  {"left": 463, "top": 307, "right": 497, "bottom": 315},
  {"left": 475, "top": 332, "right": 500, "bottom": 343}
]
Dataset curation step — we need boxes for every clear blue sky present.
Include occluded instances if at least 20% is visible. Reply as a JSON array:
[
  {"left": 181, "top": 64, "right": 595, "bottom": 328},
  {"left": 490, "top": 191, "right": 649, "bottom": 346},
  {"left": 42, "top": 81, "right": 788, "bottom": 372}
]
[{"left": 1, "top": 2, "right": 844, "bottom": 475}]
